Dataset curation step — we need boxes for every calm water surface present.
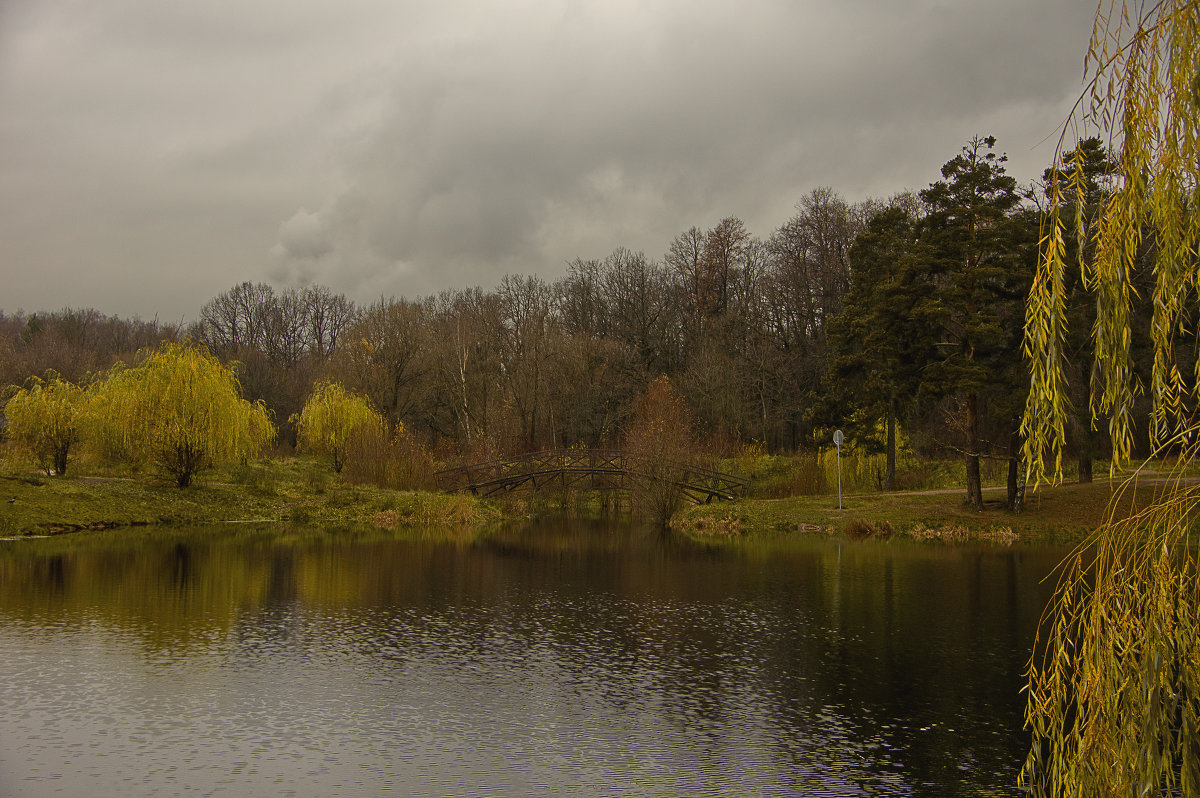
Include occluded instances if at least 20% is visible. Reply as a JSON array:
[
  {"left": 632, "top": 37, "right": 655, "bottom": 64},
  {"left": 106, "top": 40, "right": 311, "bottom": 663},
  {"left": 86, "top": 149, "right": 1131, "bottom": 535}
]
[{"left": 0, "top": 522, "right": 1067, "bottom": 797}]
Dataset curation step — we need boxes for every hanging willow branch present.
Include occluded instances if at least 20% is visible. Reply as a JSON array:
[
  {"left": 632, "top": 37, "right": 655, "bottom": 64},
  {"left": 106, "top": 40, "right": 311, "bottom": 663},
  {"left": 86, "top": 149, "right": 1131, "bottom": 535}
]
[
  {"left": 1023, "top": 0, "right": 1200, "bottom": 484},
  {"left": 1020, "top": 2, "right": 1200, "bottom": 794},
  {"left": 1021, "top": 435, "right": 1200, "bottom": 795}
]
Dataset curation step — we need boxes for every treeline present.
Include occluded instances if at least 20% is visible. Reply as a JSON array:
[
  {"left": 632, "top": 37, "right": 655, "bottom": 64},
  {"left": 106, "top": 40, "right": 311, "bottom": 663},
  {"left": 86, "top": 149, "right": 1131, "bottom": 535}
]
[
  {"left": 0, "top": 191, "right": 872, "bottom": 454},
  {"left": 2, "top": 135, "right": 1153, "bottom": 505}
]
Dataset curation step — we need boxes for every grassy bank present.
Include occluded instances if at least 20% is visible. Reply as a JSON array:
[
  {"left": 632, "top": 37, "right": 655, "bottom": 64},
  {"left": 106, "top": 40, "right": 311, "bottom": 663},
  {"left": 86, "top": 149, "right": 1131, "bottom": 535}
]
[
  {"left": 2, "top": 451, "right": 1187, "bottom": 546},
  {"left": 0, "top": 457, "right": 502, "bottom": 538},
  {"left": 675, "top": 473, "right": 1187, "bottom": 545}
]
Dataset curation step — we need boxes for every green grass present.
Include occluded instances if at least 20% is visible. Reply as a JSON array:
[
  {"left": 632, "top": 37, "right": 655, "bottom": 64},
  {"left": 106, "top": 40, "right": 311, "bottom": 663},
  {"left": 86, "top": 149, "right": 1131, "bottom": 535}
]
[
  {"left": 0, "top": 456, "right": 502, "bottom": 537},
  {"left": 676, "top": 470, "right": 1188, "bottom": 546},
  {"left": 715, "top": 450, "right": 1147, "bottom": 497},
  {"left": 2, "top": 449, "right": 1189, "bottom": 546}
]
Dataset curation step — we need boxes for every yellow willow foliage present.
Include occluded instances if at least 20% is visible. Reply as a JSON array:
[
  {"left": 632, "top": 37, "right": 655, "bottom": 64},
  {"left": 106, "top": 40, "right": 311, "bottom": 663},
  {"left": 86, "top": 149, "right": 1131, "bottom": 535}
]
[
  {"left": 294, "top": 381, "right": 384, "bottom": 473},
  {"left": 4, "top": 375, "right": 85, "bottom": 475},
  {"left": 1020, "top": 4, "right": 1200, "bottom": 794},
  {"left": 1023, "top": 0, "right": 1200, "bottom": 482},
  {"left": 88, "top": 342, "right": 274, "bottom": 485},
  {"left": 1021, "top": 442, "right": 1200, "bottom": 795}
]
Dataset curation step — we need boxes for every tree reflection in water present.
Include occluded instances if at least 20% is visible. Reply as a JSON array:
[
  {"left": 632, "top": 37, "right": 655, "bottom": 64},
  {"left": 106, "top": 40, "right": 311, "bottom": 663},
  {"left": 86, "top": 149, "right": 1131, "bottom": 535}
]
[{"left": 0, "top": 522, "right": 1065, "bottom": 797}]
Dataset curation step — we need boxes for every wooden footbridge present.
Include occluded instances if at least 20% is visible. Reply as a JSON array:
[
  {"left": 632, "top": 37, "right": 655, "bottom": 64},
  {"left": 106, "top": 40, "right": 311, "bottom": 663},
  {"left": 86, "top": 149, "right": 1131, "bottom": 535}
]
[{"left": 435, "top": 448, "right": 746, "bottom": 504}]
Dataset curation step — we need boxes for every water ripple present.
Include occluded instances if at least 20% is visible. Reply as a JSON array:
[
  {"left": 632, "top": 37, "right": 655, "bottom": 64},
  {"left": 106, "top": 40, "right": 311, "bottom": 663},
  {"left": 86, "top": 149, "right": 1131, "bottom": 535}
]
[{"left": 0, "top": 528, "right": 1066, "bottom": 796}]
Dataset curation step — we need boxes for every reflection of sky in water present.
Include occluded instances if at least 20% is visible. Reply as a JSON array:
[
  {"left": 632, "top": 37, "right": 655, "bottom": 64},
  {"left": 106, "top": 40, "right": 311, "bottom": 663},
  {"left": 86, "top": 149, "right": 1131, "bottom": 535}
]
[{"left": 0, "top": 528, "right": 1066, "bottom": 797}]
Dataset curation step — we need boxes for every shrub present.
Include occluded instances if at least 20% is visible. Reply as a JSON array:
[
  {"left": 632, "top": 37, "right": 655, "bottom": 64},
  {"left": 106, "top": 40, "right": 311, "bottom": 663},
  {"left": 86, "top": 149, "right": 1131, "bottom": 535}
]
[
  {"left": 625, "top": 376, "right": 697, "bottom": 526},
  {"left": 342, "top": 423, "right": 437, "bottom": 491},
  {"left": 843, "top": 519, "right": 895, "bottom": 541}
]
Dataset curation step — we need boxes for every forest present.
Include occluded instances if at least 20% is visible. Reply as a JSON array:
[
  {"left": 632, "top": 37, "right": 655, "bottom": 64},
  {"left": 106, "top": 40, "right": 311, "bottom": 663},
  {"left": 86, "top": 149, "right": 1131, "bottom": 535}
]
[{"left": 0, "top": 134, "right": 1145, "bottom": 508}]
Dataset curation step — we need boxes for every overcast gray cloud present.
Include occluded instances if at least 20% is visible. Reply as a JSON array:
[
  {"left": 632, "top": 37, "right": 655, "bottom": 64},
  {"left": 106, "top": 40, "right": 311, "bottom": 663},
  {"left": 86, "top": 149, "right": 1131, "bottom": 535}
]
[{"left": 0, "top": 0, "right": 1098, "bottom": 321}]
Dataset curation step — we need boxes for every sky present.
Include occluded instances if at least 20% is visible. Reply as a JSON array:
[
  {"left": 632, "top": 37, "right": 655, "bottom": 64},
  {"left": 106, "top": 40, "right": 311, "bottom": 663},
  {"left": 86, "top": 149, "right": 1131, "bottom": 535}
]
[{"left": 0, "top": 0, "right": 1101, "bottom": 323}]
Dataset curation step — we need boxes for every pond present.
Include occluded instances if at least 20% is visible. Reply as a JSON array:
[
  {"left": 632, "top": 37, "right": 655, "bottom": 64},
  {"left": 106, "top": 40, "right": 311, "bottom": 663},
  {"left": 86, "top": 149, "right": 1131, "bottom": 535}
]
[{"left": 0, "top": 522, "right": 1068, "bottom": 797}]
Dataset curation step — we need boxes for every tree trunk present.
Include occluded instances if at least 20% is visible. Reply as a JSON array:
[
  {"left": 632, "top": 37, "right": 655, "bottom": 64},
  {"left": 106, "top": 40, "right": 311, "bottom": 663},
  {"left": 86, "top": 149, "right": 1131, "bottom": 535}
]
[
  {"left": 760, "top": 370, "right": 768, "bottom": 446},
  {"left": 1078, "top": 453, "right": 1093, "bottom": 483},
  {"left": 1006, "top": 428, "right": 1024, "bottom": 513},
  {"left": 965, "top": 392, "right": 983, "bottom": 510},
  {"left": 166, "top": 441, "right": 205, "bottom": 488},
  {"left": 884, "top": 393, "right": 897, "bottom": 491},
  {"left": 1006, "top": 429, "right": 1017, "bottom": 510},
  {"left": 1006, "top": 457, "right": 1018, "bottom": 508}
]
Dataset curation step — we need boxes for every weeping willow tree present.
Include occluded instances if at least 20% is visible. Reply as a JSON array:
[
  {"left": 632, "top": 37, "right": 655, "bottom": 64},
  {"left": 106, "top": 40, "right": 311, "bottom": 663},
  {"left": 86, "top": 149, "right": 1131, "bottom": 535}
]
[
  {"left": 1021, "top": 1, "right": 1200, "bottom": 793},
  {"left": 89, "top": 342, "right": 275, "bottom": 487},
  {"left": 4, "top": 373, "right": 86, "bottom": 476},
  {"left": 293, "top": 381, "right": 384, "bottom": 474}
]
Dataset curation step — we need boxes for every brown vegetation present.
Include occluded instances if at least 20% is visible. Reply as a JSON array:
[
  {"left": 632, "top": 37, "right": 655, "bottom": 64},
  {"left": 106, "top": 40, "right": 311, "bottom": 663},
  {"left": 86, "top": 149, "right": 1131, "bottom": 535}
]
[
  {"left": 342, "top": 424, "right": 437, "bottom": 492},
  {"left": 624, "top": 376, "right": 697, "bottom": 526}
]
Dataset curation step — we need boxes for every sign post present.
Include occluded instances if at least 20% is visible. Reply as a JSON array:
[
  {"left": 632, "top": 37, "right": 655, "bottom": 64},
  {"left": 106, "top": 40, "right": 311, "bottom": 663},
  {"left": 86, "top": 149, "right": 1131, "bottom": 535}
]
[{"left": 833, "top": 429, "right": 844, "bottom": 510}]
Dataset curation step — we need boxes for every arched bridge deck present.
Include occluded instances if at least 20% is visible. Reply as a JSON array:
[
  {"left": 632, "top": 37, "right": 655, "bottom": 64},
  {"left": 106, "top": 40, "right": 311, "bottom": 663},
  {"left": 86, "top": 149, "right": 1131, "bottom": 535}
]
[{"left": 435, "top": 448, "right": 746, "bottom": 504}]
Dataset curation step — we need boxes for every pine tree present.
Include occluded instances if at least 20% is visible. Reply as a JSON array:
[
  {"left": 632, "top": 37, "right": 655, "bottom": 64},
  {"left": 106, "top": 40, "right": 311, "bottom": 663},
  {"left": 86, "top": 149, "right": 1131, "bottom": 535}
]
[{"left": 919, "top": 135, "right": 1028, "bottom": 510}]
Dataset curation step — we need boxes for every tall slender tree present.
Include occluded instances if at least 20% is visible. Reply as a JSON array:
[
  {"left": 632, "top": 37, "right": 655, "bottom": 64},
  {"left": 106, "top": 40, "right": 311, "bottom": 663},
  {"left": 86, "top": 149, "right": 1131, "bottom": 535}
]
[{"left": 919, "top": 135, "right": 1025, "bottom": 510}]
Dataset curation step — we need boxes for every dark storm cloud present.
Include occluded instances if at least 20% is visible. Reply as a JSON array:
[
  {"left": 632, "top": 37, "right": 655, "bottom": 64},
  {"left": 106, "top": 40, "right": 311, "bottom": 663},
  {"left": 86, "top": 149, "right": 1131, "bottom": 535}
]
[{"left": 0, "top": 0, "right": 1098, "bottom": 319}]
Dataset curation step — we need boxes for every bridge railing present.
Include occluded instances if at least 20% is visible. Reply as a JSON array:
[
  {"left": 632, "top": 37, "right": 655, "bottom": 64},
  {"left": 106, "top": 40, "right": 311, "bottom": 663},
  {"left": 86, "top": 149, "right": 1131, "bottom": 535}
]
[{"left": 434, "top": 448, "right": 746, "bottom": 503}]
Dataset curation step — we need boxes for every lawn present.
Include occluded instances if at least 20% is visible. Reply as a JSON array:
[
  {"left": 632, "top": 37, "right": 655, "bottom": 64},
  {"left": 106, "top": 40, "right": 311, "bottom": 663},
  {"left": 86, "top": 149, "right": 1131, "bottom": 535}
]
[
  {"left": 2, "top": 451, "right": 1190, "bottom": 546},
  {"left": 0, "top": 457, "right": 499, "bottom": 537},
  {"left": 676, "top": 471, "right": 1189, "bottom": 545}
]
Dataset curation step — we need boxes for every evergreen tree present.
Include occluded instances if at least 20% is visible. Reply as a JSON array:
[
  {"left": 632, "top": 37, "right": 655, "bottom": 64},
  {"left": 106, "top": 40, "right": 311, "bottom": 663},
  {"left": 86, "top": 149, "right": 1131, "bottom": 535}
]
[
  {"left": 827, "top": 205, "right": 936, "bottom": 489},
  {"left": 919, "top": 135, "right": 1028, "bottom": 510}
]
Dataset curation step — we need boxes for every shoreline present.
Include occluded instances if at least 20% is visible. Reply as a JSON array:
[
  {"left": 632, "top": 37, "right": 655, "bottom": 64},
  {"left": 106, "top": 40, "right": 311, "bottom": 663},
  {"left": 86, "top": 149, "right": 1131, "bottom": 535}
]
[{"left": 4, "top": 456, "right": 1191, "bottom": 546}]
